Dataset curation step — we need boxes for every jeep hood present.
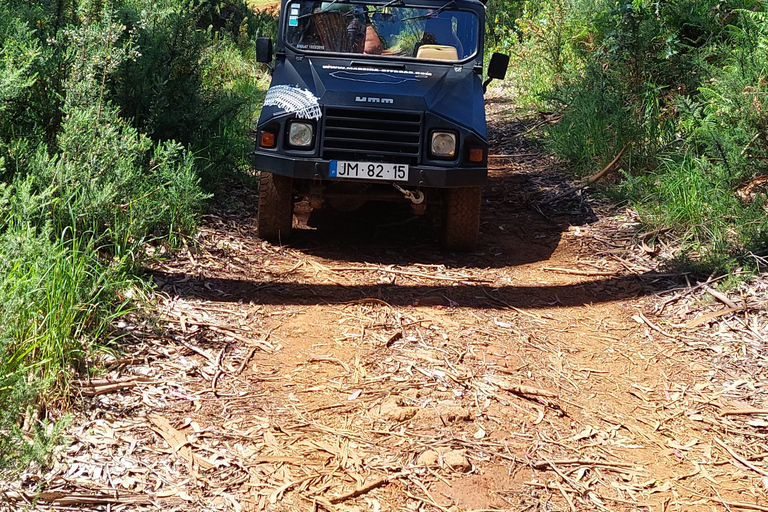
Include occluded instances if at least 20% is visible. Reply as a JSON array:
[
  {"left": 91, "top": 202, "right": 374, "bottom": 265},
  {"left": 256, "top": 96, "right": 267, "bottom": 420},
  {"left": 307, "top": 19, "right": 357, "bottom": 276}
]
[{"left": 258, "top": 56, "right": 487, "bottom": 138}]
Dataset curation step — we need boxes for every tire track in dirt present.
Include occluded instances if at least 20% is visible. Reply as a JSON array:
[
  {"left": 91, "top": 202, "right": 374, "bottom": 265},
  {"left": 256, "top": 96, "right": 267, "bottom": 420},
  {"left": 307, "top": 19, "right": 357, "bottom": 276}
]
[{"left": 8, "top": 94, "right": 768, "bottom": 512}]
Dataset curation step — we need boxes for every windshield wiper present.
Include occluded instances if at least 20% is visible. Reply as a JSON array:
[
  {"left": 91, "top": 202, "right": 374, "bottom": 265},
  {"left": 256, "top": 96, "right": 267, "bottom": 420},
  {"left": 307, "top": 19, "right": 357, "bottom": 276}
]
[{"left": 401, "top": 0, "right": 455, "bottom": 21}]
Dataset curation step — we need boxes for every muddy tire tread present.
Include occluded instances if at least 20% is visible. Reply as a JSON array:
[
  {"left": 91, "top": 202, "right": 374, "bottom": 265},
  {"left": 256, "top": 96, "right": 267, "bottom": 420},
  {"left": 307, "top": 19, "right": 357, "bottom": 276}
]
[
  {"left": 443, "top": 187, "right": 481, "bottom": 252},
  {"left": 258, "top": 171, "right": 293, "bottom": 242}
]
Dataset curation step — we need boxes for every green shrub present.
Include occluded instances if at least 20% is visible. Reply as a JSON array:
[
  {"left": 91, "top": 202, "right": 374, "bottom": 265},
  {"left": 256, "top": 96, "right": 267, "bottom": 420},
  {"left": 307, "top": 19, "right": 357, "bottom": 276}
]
[
  {"left": 111, "top": 0, "right": 276, "bottom": 184},
  {"left": 503, "top": 0, "right": 767, "bottom": 272},
  {"left": 618, "top": 6, "right": 768, "bottom": 269},
  {"left": 0, "top": 0, "right": 274, "bottom": 473}
]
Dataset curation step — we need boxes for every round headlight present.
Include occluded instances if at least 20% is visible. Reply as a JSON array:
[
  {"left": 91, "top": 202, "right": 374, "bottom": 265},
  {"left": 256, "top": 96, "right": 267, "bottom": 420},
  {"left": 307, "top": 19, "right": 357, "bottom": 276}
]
[
  {"left": 431, "top": 132, "right": 457, "bottom": 158},
  {"left": 288, "top": 122, "right": 313, "bottom": 147}
]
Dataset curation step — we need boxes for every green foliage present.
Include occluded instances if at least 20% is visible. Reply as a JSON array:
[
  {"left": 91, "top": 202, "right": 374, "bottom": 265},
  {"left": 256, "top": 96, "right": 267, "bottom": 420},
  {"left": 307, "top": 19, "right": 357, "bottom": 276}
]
[
  {"left": 110, "top": 0, "right": 275, "bottom": 185},
  {"left": 0, "top": 0, "right": 275, "bottom": 474},
  {"left": 502, "top": 0, "right": 768, "bottom": 272},
  {"left": 0, "top": 416, "right": 71, "bottom": 477}
]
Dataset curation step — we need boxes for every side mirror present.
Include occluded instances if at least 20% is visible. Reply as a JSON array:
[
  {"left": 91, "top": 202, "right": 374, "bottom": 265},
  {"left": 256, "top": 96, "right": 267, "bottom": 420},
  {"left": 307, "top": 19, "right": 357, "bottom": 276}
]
[
  {"left": 256, "top": 37, "right": 273, "bottom": 63},
  {"left": 483, "top": 52, "right": 509, "bottom": 93},
  {"left": 488, "top": 52, "right": 509, "bottom": 80}
]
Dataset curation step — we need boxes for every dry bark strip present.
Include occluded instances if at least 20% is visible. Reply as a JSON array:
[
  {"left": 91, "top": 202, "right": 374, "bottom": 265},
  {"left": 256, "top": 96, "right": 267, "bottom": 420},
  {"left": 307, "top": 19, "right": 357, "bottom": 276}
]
[
  {"left": 541, "top": 144, "right": 629, "bottom": 205},
  {"left": 714, "top": 437, "right": 768, "bottom": 478},
  {"left": 148, "top": 414, "right": 215, "bottom": 471},
  {"left": 2, "top": 490, "right": 155, "bottom": 506},
  {"left": 328, "top": 471, "right": 410, "bottom": 504}
]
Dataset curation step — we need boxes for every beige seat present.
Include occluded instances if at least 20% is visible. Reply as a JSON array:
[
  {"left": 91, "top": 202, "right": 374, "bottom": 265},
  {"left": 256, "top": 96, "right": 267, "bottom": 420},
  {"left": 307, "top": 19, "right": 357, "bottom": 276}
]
[{"left": 415, "top": 44, "right": 458, "bottom": 60}]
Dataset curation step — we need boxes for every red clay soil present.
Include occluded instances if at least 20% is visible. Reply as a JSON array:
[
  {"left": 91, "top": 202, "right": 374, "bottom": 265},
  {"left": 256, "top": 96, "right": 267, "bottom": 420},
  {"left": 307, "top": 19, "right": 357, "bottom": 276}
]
[{"left": 4, "top": 91, "right": 768, "bottom": 512}]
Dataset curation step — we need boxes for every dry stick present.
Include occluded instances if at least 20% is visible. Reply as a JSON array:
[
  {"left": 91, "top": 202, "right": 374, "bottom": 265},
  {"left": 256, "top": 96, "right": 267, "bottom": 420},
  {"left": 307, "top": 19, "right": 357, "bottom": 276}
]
[
  {"left": 541, "top": 267, "right": 617, "bottom": 277},
  {"left": 541, "top": 144, "right": 629, "bottom": 205},
  {"left": 713, "top": 501, "right": 768, "bottom": 512},
  {"left": 211, "top": 348, "right": 225, "bottom": 396},
  {"left": 328, "top": 471, "right": 410, "bottom": 504},
  {"left": 721, "top": 408, "right": 768, "bottom": 416},
  {"left": 713, "top": 437, "right": 768, "bottom": 478},
  {"left": 703, "top": 285, "right": 739, "bottom": 309}
]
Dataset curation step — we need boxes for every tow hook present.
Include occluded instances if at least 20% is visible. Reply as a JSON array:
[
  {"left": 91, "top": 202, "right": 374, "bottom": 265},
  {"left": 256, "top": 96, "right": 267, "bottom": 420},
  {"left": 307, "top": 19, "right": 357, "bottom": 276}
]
[
  {"left": 393, "top": 183, "right": 426, "bottom": 215},
  {"left": 392, "top": 183, "right": 425, "bottom": 204}
]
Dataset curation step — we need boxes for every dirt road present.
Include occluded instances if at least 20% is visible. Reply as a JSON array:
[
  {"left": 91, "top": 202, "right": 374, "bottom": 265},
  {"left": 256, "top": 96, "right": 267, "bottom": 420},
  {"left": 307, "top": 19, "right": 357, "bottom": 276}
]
[{"left": 6, "top": 94, "right": 768, "bottom": 512}]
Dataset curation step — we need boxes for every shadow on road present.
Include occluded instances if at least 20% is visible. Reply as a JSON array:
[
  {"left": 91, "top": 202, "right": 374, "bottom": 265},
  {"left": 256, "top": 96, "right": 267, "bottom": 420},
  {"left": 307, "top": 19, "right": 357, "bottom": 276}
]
[
  {"left": 150, "top": 269, "right": 676, "bottom": 309},
  {"left": 269, "top": 165, "right": 599, "bottom": 270}
]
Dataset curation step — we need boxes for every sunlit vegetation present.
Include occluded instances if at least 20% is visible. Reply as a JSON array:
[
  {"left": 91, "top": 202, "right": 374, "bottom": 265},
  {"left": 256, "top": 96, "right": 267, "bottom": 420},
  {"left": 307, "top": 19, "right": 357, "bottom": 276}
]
[
  {"left": 487, "top": 0, "right": 768, "bottom": 272},
  {"left": 0, "top": 0, "right": 276, "bottom": 473}
]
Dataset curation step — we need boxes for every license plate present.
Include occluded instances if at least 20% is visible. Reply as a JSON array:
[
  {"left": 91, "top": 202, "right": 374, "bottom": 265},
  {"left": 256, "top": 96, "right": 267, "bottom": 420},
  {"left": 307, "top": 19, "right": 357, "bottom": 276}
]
[{"left": 329, "top": 161, "right": 408, "bottom": 181}]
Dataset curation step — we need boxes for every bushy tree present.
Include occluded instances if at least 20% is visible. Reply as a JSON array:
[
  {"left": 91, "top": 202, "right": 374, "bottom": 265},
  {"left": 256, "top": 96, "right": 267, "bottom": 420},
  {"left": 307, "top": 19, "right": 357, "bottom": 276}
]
[
  {"left": 501, "top": 0, "right": 767, "bottom": 270},
  {"left": 0, "top": 0, "right": 276, "bottom": 473}
]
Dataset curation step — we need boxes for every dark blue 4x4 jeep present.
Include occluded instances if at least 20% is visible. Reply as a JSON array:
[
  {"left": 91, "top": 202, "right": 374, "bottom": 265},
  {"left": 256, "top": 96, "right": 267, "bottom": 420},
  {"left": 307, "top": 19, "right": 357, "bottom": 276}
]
[{"left": 254, "top": 0, "right": 507, "bottom": 251}]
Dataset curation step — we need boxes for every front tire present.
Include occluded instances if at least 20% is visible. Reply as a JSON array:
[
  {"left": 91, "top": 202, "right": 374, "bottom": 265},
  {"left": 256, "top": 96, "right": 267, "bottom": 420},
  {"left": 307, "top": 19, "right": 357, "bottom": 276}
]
[
  {"left": 443, "top": 187, "right": 481, "bottom": 252},
  {"left": 258, "top": 171, "right": 294, "bottom": 242}
]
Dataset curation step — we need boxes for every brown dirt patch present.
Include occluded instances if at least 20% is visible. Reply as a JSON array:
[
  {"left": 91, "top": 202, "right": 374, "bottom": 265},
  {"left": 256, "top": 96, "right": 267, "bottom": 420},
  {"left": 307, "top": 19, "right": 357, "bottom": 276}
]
[{"left": 5, "top": 92, "right": 768, "bottom": 512}]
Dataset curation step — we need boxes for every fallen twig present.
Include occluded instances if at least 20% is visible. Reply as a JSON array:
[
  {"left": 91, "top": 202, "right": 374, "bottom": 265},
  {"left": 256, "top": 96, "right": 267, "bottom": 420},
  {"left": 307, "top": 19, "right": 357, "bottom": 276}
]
[
  {"left": 329, "top": 471, "right": 409, "bottom": 504},
  {"left": 713, "top": 437, "right": 768, "bottom": 478},
  {"left": 710, "top": 499, "right": 768, "bottom": 512},
  {"left": 541, "top": 144, "right": 629, "bottom": 205},
  {"left": 721, "top": 408, "right": 768, "bottom": 416},
  {"left": 541, "top": 267, "right": 617, "bottom": 277}
]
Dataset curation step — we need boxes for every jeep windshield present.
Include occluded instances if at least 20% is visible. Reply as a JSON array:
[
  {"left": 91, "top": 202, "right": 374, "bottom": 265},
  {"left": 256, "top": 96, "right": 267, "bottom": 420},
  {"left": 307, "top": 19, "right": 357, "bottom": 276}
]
[{"left": 284, "top": 1, "right": 479, "bottom": 61}]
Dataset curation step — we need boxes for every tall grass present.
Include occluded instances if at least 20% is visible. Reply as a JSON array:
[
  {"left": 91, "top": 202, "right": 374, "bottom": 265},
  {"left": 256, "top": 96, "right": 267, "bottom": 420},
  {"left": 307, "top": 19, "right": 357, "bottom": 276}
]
[{"left": 0, "top": 0, "right": 277, "bottom": 474}]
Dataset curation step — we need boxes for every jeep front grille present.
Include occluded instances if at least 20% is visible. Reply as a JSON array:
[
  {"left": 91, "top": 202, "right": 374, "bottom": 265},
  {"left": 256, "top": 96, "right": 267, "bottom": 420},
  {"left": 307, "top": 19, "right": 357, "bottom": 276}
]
[{"left": 321, "top": 107, "right": 422, "bottom": 164}]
